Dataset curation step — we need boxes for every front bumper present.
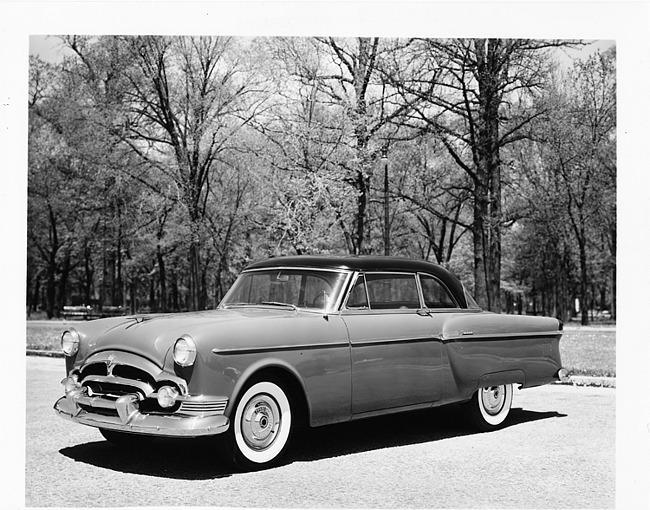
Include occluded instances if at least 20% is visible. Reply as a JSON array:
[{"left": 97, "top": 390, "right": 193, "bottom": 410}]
[{"left": 54, "top": 390, "right": 230, "bottom": 437}]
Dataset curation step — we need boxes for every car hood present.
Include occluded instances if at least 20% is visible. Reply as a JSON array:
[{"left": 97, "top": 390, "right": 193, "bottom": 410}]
[{"left": 74, "top": 308, "right": 323, "bottom": 368}]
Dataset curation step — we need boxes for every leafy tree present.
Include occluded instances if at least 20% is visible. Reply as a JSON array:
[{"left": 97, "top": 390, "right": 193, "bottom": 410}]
[
  {"left": 27, "top": 37, "right": 615, "bottom": 319},
  {"left": 530, "top": 47, "right": 616, "bottom": 323},
  {"left": 28, "top": 51, "right": 140, "bottom": 316},
  {"left": 263, "top": 37, "right": 408, "bottom": 255},
  {"left": 387, "top": 38, "right": 576, "bottom": 311}
]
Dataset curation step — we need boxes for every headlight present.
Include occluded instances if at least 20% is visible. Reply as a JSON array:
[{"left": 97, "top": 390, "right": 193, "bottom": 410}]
[
  {"left": 173, "top": 335, "right": 197, "bottom": 367},
  {"left": 61, "top": 329, "right": 80, "bottom": 356},
  {"left": 157, "top": 385, "right": 179, "bottom": 408}
]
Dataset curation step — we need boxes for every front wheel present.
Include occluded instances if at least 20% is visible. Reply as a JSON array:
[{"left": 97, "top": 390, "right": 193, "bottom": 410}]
[
  {"left": 217, "top": 380, "right": 293, "bottom": 471},
  {"left": 464, "top": 383, "right": 513, "bottom": 431}
]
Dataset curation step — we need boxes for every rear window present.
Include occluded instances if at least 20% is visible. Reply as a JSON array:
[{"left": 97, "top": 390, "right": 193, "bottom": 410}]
[{"left": 419, "top": 274, "right": 458, "bottom": 308}]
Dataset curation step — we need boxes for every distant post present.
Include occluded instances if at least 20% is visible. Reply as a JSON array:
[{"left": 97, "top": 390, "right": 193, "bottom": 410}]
[{"left": 381, "top": 144, "right": 390, "bottom": 256}]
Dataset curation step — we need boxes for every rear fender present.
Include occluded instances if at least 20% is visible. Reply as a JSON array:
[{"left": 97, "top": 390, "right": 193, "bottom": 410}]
[{"left": 478, "top": 369, "right": 526, "bottom": 390}]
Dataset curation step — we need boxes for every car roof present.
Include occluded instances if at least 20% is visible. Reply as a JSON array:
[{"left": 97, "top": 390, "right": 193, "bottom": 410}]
[
  {"left": 245, "top": 255, "right": 468, "bottom": 307},
  {"left": 246, "top": 254, "right": 439, "bottom": 272}
]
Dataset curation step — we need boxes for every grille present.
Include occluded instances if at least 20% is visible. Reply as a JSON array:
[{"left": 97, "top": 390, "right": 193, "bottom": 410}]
[
  {"left": 75, "top": 355, "right": 226, "bottom": 417},
  {"left": 113, "top": 365, "right": 156, "bottom": 385},
  {"left": 80, "top": 362, "right": 108, "bottom": 378},
  {"left": 85, "top": 380, "right": 145, "bottom": 399},
  {"left": 78, "top": 357, "right": 159, "bottom": 411}
]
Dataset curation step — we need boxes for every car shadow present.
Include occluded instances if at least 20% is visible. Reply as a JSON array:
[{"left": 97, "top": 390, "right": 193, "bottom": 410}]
[
  {"left": 287, "top": 405, "right": 565, "bottom": 463},
  {"left": 59, "top": 405, "right": 566, "bottom": 480}
]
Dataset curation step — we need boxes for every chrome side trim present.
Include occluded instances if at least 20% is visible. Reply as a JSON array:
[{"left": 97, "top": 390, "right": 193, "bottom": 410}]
[
  {"left": 213, "top": 341, "right": 349, "bottom": 356},
  {"left": 442, "top": 330, "right": 562, "bottom": 343},
  {"left": 351, "top": 336, "right": 441, "bottom": 348}
]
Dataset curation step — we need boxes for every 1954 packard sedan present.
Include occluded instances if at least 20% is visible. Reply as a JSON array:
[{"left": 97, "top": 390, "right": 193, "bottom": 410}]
[{"left": 54, "top": 255, "right": 568, "bottom": 470}]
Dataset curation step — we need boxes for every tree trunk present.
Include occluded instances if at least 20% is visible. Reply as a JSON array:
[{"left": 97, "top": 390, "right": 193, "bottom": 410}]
[
  {"left": 45, "top": 253, "right": 56, "bottom": 319},
  {"left": 473, "top": 187, "right": 489, "bottom": 309},
  {"left": 353, "top": 169, "right": 369, "bottom": 254},
  {"left": 189, "top": 241, "right": 201, "bottom": 311},
  {"left": 474, "top": 38, "right": 503, "bottom": 312},
  {"left": 157, "top": 244, "right": 167, "bottom": 312},
  {"left": 55, "top": 252, "right": 71, "bottom": 318},
  {"left": 129, "top": 278, "right": 137, "bottom": 314},
  {"left": 83, "top": 244, "right": 93, "bottom": 305},
  {"left": 578, "top": 238, "right": 589, "bottom": 326},
  {"left": 30, "top": 272, "right": 42, "bottom": 317}
]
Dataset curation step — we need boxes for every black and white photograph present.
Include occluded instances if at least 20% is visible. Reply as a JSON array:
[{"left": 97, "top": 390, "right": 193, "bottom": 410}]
[{"left": 2, "top": 1, "right": 649, "bottom": 509}]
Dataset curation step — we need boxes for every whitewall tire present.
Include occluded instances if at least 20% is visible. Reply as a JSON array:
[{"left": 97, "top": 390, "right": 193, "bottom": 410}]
[
  {"left": 219, "top": 380, "right": 293, "bottom": 470},
  {"left": 465, "top": 383, "right": 513, "bottom": 431}
]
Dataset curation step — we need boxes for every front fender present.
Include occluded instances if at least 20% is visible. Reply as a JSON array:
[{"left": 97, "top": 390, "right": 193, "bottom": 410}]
[{"left": 224, "top": 357, "right": 309, "bottom": 418}]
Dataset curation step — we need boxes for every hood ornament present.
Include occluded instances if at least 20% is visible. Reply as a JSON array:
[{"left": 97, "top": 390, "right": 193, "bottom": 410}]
[{"left": 106, "top": 354, "right": 116, "bottom": 375}]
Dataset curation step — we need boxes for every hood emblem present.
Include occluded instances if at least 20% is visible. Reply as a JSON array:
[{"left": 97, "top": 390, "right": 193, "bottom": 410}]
[{"left": 106, "top": 354, "right": 116, "bottom": 375}]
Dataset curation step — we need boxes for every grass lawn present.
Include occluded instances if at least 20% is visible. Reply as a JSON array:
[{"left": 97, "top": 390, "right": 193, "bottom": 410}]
[
  {"left": 560, "top": 326, "right": 616, "bottom": 377},
  {"left": 26, "top": 320, "right": 71, "bottom": 351},
  {"left": 26, "top": 320, "right": 616, "bottom": 378}
]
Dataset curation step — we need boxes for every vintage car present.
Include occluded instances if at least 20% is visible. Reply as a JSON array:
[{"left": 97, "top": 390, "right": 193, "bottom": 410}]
[{"left": 54, "top": 255, "right": 568, "bottom": 470}]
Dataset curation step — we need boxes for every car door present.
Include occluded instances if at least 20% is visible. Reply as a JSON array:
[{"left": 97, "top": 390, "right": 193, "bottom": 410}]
[{"left": 341, "top": 272, "right": 444, "bottom": 415}]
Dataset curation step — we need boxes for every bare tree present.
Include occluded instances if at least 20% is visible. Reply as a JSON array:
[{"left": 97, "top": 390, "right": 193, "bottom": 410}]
[
  {"left": 119, "top": 36, "right": 268, "bottom": 310},
  {"left": 388, "top": 38, "right": 575, "bottom": 311},
  {"left": 265, "top": 37, "right": 407, "bottom": 254}
]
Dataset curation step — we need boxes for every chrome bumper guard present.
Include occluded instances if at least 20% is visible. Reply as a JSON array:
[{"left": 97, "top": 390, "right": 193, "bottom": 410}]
[
  {"left": 557, "top": 368, "right": 571, "bottom": 383},
  {"left": 54, "top": 389, "right": 230, "bottom": 437}
]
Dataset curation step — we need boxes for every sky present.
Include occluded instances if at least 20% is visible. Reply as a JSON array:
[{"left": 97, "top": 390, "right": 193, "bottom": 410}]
[
  {"left": 4, "top": 2, "right": 650, "bottom": 509},
  {"left": 30, "top": 34, "right": 615, "bottom": 65},
  {"left": 29, "top": 34, "right": 74, "bottom": 62}
]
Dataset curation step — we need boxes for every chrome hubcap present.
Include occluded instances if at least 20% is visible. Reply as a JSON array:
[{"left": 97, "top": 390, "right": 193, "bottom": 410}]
[
  {"left": 241, "top": 394, "right": 280, "bottom": 451},
  {"left": 481, "top": 386, "right": 505, "bottom": 416}
]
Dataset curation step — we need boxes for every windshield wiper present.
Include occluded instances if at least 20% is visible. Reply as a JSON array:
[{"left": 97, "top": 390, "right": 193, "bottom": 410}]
[
  {"left": 221, "top": 303, "right": 249, "bottom": 309},
  {"left": 260, "top": 301, "right": 298, "bottom": 310}
]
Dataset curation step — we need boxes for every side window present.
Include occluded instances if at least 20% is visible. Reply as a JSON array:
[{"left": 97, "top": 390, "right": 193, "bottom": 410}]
[
  {"left": 365, "top": 273, "right": 420, "bottom": 309},
  {"left": 419, "top": 274, "right": 458, "bottom": 309},
  {"left": 346, "top": 275, "right": 369, "bottom": 309}
]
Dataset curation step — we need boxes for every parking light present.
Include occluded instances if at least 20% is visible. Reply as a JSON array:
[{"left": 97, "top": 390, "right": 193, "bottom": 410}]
[{"left": 157, "top": 385, "right": 179, "bottom": 408}]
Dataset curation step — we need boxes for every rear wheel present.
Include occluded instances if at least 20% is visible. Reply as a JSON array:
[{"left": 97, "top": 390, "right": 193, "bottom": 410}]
[
  {"left": 99, "top": 428, "right": 155, "bottom": 448},
  {"left": 217, "top": 380, "right": 293, "bottom": 471},
  {"left": 464, "top": 383, "right": 513, "bottom": 431}
]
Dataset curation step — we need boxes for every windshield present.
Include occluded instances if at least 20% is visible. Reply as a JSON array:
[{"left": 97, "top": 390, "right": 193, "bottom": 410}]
[{"left": 220, "top": 268, "right": 350, "bottom": 311}]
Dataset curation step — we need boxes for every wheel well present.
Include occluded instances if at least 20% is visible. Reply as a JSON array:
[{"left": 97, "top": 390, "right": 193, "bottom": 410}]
[{"left": 242, "top": 367, "right": 310, "bottom": 429}]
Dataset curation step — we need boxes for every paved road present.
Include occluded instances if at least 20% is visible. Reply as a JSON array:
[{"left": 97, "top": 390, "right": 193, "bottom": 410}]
[{"left": 25, "top": 356, "right": 616, "bottom": 508}]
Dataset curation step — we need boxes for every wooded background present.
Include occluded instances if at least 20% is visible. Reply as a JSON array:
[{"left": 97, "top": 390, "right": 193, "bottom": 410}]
[{"left": 27, "top": 36, "right": 616, "bottom": 324}]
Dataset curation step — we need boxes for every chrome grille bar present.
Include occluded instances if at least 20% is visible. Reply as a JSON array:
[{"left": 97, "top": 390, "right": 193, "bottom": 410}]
[
  {"left": 82, "top": 375, "right": 155, "bottom": 398},
  {"left": 178, "top": 396, "right": 228, "bottom": 416}
]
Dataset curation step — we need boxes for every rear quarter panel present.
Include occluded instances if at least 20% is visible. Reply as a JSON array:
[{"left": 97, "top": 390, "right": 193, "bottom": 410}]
[{"left": 440, "top": 312, "right": 563, "bottom": 401}]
